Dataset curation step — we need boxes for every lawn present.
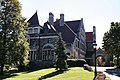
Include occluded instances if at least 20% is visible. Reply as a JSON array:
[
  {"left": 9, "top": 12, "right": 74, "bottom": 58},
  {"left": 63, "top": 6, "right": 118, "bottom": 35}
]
[{"left": 0, "top": 67, "right": 110, "bottom": 80}]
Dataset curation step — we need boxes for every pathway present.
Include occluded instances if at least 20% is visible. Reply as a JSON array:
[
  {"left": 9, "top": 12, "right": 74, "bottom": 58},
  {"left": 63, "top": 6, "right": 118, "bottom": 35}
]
[{"left": 92, "top": 67, "right": 120, "bottom": 80}]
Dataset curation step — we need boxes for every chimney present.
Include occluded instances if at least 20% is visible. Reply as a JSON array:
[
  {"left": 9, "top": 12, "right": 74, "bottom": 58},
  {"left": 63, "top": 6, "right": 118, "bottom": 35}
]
[
  {"left": 60, "top": 13, "right": 64, "bottom": 26},
  {"left": 93, "top": 26, "right": 96, "bottom": 43},
  {"left": 49, "top": 12, "right": 54, "bottom": 25}
]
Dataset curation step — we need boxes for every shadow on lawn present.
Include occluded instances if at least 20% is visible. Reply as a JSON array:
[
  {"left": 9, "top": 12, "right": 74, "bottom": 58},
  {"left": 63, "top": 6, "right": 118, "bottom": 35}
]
[
  {"left": 0, "top": 68, "right": 42, "bottom": 79},
  {"left": 0, "top": 70, "right": 19, "bottom": 80},
  {"left": 105, "top": 68, "right": 120, "bottom": 77},
  {"left": 39, "top": 70, "right": 66, "bottom": 80}
]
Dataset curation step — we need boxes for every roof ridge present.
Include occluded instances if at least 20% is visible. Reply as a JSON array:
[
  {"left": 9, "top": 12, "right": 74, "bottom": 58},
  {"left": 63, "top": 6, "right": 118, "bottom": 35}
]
[
  {"left": 86, "top": 32, "right": 93, "bottom": 33},
  {"left": 65, "top": 20, "right": 80, "bottom": 22}
]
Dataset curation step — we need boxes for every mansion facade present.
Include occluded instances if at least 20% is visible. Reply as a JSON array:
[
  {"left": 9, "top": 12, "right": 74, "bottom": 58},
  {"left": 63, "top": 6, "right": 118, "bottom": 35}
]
[{"left": 26, "top": 12, "right": 96, "bottom": 65}]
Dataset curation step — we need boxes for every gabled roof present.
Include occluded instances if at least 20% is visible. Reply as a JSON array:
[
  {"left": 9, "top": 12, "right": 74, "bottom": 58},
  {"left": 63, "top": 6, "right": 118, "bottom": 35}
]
[
  {"left": 28, "top": 12, "right": 84, "bottom": 44},
  {"left": 27, "top": 11, "right": 40, "bottom": 26},
  {"left": 96, "top": 47, "right": 105, "bottom": 54},
  {"left": 53, "top": 20, "right": 82, "bottom": 43},
  {"left": 86, "top": 32, "right": 93, "bottom": 42},
  {"left": 65, "top": 20, "right": 81, "bottom": 33}
]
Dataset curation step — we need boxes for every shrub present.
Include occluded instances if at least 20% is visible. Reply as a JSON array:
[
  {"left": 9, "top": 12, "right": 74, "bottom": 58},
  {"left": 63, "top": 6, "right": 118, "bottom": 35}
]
[
  {"left": 27, "top": 61, "right": 55, "bottom": 70},
  {"left": 110, "top": 61, "right": 114, "bottom": 67},
  {"left": 5, "top": 65, "right": 10, "bottom": 70},
  {"left": 67, "top": 59, "right": 87, "bottom": 67},
  {"left": 113, "top": 57, "right": 120, "bottom": 68},
  {"left": 17, "top": 65, "right": 26, "bottom": 71}
]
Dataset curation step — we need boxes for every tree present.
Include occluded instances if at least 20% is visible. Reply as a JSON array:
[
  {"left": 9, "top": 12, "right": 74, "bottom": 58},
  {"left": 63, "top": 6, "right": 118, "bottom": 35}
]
[
  {"left": 0, "top": 0, "right": 30, "bottom": 74},
  {"left": 103, "top": 22, "right": 120, "bottom": 67},
  {"left": 55, "top": 34, "right": 68, "bottom": 70}
]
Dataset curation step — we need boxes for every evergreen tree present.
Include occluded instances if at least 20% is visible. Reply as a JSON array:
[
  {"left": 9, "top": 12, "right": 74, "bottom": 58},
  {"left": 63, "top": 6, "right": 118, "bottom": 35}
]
[
  {"left": 103, "top": 22, "right": 120, "bottom": 67},
  {"left": 55, "top": 34, "right": 68, "bottom": 70},
  {"left": 0, "top": 0, "right": 29, "bottom": 74}
]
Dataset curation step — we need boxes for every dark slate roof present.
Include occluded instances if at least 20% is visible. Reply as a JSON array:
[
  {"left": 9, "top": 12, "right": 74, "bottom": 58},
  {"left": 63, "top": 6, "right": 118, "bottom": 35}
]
[
  {"left": 43, "top": 22, "right": 57, "bottom": 33},
  {"left": 27, "top": 11, "right": 85, "bottom": 44},
  {"left": 27, "top": 11, "right": 40, "bottom": 26},
  {"left": 65, "top": 20, "right": 81, "bottom": 33},
  {"left": 96, "top": 47, "right": 105, "bottom": 54},
  {"left": 54, "top": 20, "right": 81, "bottom": 43},
  {"left": 86, "top": 32, "right": 93, "bottom": 42}
]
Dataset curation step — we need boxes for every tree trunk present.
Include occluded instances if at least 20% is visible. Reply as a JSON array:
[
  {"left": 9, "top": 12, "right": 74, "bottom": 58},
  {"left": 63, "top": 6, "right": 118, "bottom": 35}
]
[{"left": 0, "top": 64, "right": 4, "bottom": 75}]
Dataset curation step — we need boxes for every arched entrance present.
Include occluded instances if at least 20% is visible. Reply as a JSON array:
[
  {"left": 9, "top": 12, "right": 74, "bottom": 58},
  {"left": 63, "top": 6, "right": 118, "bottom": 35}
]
[
  {"left": 96, "top": 55, "right": 105, "bottom": 66},
  {"left": 92, "top": 48, "right": 110, "bottom": 66}
]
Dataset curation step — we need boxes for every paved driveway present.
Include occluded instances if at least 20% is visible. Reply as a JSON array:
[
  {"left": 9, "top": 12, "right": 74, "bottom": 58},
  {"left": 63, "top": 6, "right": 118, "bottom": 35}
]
[{"left": 92, "top": 67, "right": 120, "bottom": 80}]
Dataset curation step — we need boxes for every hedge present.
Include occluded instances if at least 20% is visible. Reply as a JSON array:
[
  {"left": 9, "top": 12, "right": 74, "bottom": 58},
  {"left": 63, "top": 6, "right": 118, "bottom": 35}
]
[{"left": 67, "top": 59, "right": 87, "bottom": 67}]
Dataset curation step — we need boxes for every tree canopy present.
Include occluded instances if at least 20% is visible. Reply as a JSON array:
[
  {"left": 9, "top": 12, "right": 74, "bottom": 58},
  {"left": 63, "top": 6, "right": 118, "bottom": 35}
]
[
  {"left": 103, "top": 22, "right": 120, "bottom": 54},
  {"left": 103, "top": 22, "right": 120, "bottom": 67},
  {"left": 0, "top": 0, "right": 30, "bottom": 74}
]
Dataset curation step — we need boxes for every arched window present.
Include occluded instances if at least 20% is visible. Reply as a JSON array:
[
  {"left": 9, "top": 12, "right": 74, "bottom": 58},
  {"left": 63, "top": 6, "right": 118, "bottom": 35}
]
[{"left": 42, "top": 44, "right": 55, "bottom": 61}]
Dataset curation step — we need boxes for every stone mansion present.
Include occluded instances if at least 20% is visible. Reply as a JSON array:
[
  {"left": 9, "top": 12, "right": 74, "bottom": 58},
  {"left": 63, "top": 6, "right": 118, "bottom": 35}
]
[{"left": 26, "top": 11, "right": 96, "bottom": 65}]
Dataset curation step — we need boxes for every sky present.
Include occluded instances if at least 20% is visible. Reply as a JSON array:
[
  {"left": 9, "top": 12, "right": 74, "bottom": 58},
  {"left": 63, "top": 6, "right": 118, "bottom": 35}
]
[{"left": 19, "top": 0, "right": 120, "bottom": 48}]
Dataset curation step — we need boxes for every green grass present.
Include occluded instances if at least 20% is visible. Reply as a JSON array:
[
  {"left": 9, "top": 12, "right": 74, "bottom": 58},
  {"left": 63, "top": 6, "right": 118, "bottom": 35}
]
[{"left": 0, "top": 67, "right": 110, "bottom": 80}]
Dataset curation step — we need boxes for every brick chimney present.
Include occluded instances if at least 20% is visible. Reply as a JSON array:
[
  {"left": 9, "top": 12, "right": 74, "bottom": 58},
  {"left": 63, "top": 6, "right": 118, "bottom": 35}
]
[
  {"left": 49, "top": 12, "right": 54, "bottom": 25},
  {"left": 60, "top": 13, "right": 64, "bottom": 26}
]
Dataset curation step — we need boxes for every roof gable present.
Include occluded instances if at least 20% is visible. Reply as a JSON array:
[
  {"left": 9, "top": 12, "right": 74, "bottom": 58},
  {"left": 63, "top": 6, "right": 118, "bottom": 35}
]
[
  {"left": 59, "top": 23, "right": 76, "bottom": 43},
  {"left": 96, "top": 47, "right": 105, "bottom": 54},
  {"left": 65, "top": 20, "right": 80, "bottom": 33},
  {"left": 27, "top": 11, "right": 40, "bottom": 26},
  {"left": 54, "top": 20, "right": 80, "bottom": 43}
]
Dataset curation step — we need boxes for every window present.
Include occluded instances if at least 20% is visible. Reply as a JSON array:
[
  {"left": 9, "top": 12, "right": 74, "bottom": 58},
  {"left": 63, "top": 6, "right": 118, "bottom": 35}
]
[
  {"left": 29, "top": 51, "right": 36, "bottom": 61},
  {"left": 42, "top": 44, "right": 55, "bottom": 61},
  {"left": 29, "top": 28, "right": 32, "bottom": 33},
  {"left": 34, "top": 28, "right": 38, "bottom": 33},
  {"left": 30, "top": 40, "right": 36, "bottom": 47}
]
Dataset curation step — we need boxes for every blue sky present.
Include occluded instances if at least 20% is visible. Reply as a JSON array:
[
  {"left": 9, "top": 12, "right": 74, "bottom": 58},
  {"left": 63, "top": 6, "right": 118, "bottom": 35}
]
[{"left": 19, "top": 0, "right": 120, "bottom": 48}]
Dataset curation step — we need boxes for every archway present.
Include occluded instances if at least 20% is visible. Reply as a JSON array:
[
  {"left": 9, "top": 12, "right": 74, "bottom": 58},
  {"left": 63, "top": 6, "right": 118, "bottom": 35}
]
[
  {"left": 92, "top": 48, "right": 109, "bottom": 66},
  {"left": 96, "top": 55, "right": 105, "bottom": 66}
]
